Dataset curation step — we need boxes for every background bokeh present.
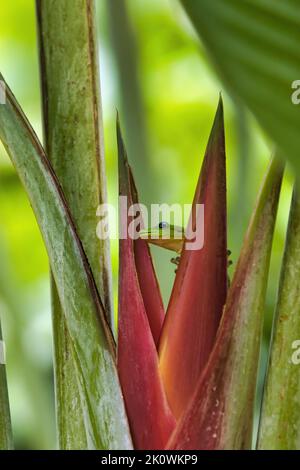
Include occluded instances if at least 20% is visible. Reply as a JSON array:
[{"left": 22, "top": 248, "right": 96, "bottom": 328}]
[{"left": 0, "top": 0, "right": 293, "bottom": 449}]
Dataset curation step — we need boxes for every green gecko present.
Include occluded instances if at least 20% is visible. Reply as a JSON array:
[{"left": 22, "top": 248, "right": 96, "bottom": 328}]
[
  {"left": 139, "top": 221, "right": 185, "bottom": 266},
  {"left": 139, "top": 221, "right": 232, "bottom": 270}
]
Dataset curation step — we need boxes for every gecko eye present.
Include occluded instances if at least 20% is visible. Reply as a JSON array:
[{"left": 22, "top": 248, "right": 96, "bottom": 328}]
[{"left": 158, "top": 221, "right": 168, "bottom": 229}]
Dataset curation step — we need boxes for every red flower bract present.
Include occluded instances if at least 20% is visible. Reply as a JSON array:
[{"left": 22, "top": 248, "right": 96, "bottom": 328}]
[
  {"left": 117, "top": 119, "right": 176, "bottom": 450},
  {"left": 117, "top": 100, "right": 283, "bottom": 450},
  {"left": 158, "top": 97, "right": 227, "bottom": 420}
]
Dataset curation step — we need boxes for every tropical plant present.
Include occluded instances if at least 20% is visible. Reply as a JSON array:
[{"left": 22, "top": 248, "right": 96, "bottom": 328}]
[{"left": 0, "top": 0, "right": 299, "bottom": 451}]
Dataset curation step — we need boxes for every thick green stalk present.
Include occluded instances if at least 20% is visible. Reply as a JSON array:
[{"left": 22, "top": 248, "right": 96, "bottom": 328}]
[
  {"left": 0, "top": 321, "right": 13, "bottom": 449},
  {"left": 50, "top": 278, "right": 87, "bottom": 449},
  {"left": 36, "top": 0, "right": 113, "bottom": 448},
  {"left": 0, "top": 74, "right": 132, "bottom": 450},
  {"left": 258, "top": 188, "right": 300, "bottom": 449}
]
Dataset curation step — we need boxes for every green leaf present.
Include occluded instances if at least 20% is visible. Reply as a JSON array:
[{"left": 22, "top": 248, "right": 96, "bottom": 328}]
[
  {"left": 36, "top": 0, "right": 113, "bottom": 448},
  {"left": 168, "top": 157, "right": 283, "bottom": 449},
  {"left": 258, "top": 188, "right": 300, "bottom": 450},
  {"left": 51, "top": 278, "right": 87, "bottom": 450},
  {"left": 0, "top": 75, "right": 132, "bottom": 450},
  {"left": 36, "top": 0, "right": 112, "bottom": 318},
  {"left": 0, "top": 321, "right": 13, "bottom": 449},
  {"left": 181, "top": 0, "right": 300, "bottom": 175}
]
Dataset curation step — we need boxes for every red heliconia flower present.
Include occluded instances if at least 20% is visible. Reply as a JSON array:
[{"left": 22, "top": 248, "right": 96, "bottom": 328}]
[{"left": 117, "top": 99, "right": 283, "bottom": 450}]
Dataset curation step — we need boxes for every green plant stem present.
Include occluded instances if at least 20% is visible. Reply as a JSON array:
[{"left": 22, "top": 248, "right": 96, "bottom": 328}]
[
  {"left": 0, "top": 321, "right": 13, "bottom": 449},
  {"left": 0, "top": 74, "right": 132, "bottom": 450},
  {"left": 36, "top": 0, "right": 113, "bottom": 448},
  {"left": 50, "top": 277, "right": 87, "bottom": 449},
  {"left": 258, "top": 188, "right": 300, "bottom": 449}
]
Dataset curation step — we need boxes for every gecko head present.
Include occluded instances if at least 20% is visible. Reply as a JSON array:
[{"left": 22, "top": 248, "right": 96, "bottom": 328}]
[
  {"left": 139, "top": 222, "right": 183, "bottom": 241},
  {"left": 139, "top": 221, "right": 170, "bottom": 240}
]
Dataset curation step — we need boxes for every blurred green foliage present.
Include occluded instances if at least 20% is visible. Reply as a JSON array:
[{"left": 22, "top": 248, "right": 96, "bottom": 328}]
[{"left": 0, "top": 0, "right": 293, "bottom": 448}]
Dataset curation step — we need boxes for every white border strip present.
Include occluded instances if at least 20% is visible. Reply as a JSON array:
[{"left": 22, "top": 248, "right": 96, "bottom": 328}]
[{"left": 0, "top": 340, "right": 6, "bottom": 365}]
